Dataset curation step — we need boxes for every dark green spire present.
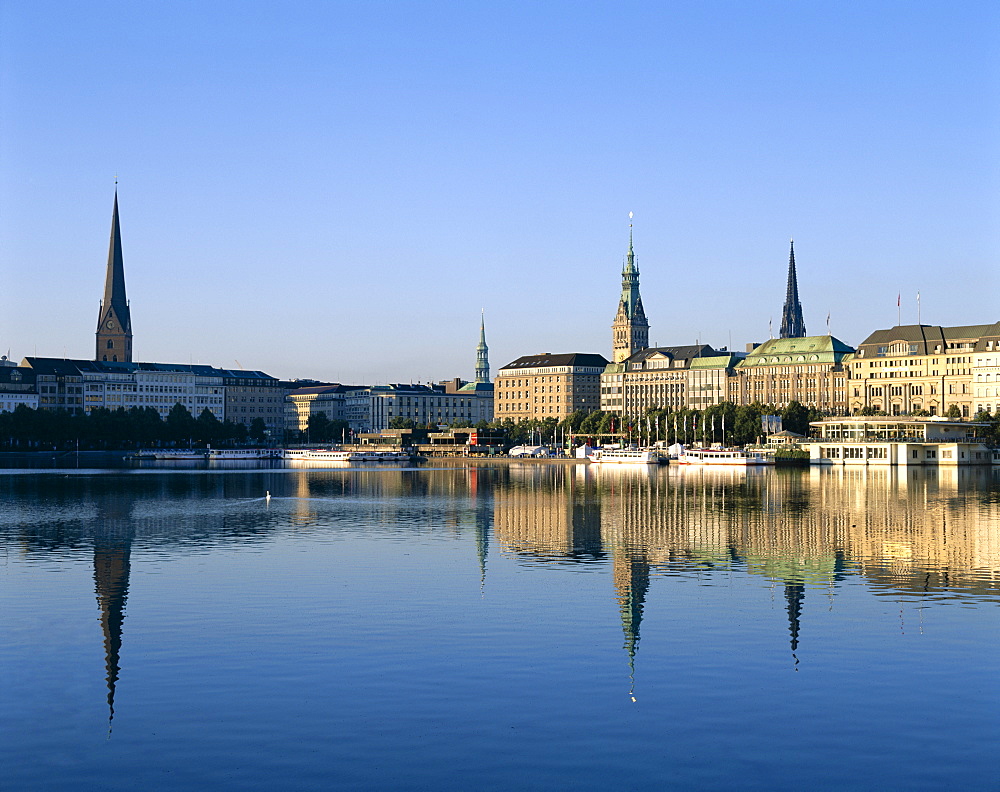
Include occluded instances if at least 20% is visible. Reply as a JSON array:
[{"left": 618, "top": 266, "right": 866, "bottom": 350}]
[{"left": 779, "top": 239, "right": 806, "bottom": 339}]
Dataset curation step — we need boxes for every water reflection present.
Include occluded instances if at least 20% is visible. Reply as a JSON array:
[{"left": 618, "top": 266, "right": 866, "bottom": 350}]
[
  {"left": 93, "top": 491, "right": 133, "bottom": 730},
  {"left": 0, "top": 463, "right": 997, "bottom": 730}
]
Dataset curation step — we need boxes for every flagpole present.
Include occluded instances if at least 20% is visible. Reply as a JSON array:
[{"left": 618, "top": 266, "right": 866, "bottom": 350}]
[
  {"left": 917, "top": 291, "right": 921, "bottom": 325},
  {"left": 897, "top": 293, "right": 901, "bottom": 327}
]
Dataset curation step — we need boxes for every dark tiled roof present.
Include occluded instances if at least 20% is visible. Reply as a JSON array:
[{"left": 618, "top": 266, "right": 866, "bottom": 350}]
[
  {"left": 974, "top": 322, "right": 1000, "bottom": 351},
  {"left": 858, "top": 324, "right": 997, "bottom": 351},
  {"left": 0, "top": 367, "right": 36, "bottom": 385},
  {"left": 626, "top": 344, "right": 718, "bottom": 364},
  {"left": 288, "top": 384, "right": 354, "bottom": 396},
  {"left": 23, "top": 357, "right": 229, "bottom": 377},
  {"left": 500, "top": 352, "right": 610, "bottom": 370}
]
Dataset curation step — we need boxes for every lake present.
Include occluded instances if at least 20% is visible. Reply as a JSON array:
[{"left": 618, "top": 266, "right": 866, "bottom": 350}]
[{"left": 1, "top": 461, "right": 998, "bottom": 791}]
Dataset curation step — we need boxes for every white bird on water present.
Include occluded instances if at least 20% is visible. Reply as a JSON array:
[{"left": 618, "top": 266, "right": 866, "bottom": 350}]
[{"left": 265, "top": 491, "right": 271, "bottom": 504}]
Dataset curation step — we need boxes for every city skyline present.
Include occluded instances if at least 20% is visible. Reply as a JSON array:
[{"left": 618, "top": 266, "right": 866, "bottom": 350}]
[{"left": 2, "top": 2, "right": 997, "bottom": 383}]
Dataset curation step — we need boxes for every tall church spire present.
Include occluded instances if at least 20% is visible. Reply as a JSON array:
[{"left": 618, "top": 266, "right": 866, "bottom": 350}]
[
  {"left": 96, "top": 189, "right": 133, "bottom": 362},
  {"left": 779, "top": 238, "right": 806, "bottom": 339},
  {"left": 611, "top": 214, "right": 649, "bottom": 363},
  {"left": 475, "top": 311, "right": 490, "bottom": 384}
]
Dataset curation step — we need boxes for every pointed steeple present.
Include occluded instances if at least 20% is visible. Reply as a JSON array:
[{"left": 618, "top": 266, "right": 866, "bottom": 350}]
[
  {"left": 779, "top": 239, "right": 806, "bottom": 339},
  {"left": 96, "top": 189, "right": 133, "bottom": 362},
  {"left": 611, "top": 214, "right": 649, "bottom": 363},
  {"left": 784, "top": 581, "right": 804, "bottom": 668},
  {"left": 613, "top": 547, "right": 650, "bottom": 701},
  {"left": 93, "top": 495, "right": 135, "bottom": 732},
  {"left": 475, "top": 311, "right": 490, "bottom": 384}
]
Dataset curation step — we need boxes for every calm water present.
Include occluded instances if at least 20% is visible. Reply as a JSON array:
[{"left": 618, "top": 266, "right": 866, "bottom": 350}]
[{"left": 2, "top": 462, "right": 998, "bottom": 791}]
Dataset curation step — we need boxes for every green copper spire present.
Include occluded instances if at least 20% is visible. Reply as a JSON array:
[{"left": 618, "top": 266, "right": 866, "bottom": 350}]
[
  {"left": 611, "top": 214, "right": 649, "bottom": 363},
  {"left": 475, "top": 312, "right": 490, "bottom": 383}
]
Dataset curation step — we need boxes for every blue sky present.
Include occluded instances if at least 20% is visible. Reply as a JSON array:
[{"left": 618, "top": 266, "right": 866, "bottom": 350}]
[{"left": 2, "top": 1, "right": 998, "bottom": 383}]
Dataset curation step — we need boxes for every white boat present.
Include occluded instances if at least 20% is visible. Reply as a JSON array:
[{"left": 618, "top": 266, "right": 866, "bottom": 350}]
[
  {"left": 509, "top": 445, "right": 550, "bottom": 458},
  {"left": 281, "top": 448, "right": 360, "bottom": 462},
  {"left": 587, "top": 447, "right": 664, "bottom": 464},
  {"left": 676, "top": 448, "right": 774, "bottom": 466},
  {"left": 153, "top": 449, "right": 205, "bottom": 460},
  {"left": 207, "top": 448, "right": 278, "bottom": 460}
]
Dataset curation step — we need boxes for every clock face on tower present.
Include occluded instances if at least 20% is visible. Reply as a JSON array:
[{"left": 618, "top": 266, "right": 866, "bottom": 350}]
[{"left": 106, "top": 320, "right": 115, "bottom": 330}]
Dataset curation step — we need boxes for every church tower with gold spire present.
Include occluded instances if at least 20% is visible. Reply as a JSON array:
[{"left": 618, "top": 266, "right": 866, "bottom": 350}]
[
  {"left": 611, "top": 217, "right": 649, "bottom": 363},
  {"left": 95, "top": 189, "right": 133, "bottom": 362}
]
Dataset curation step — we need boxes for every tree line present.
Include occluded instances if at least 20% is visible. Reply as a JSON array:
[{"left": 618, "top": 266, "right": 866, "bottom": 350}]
[
  {"left": 482, "top": 401, "right": 823, "bottom": 448},
  {"left": 3, "top": 400, "right": 996, "bottom": 451},
  {"left": 0, "top": 403, "right": 269, "bottom": 451}
]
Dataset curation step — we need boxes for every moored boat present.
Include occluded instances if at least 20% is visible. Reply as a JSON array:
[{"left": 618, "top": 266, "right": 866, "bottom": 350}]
[
  {"left": 586, "top": 447, "right": 665, "bottom": 464},
  {"left": 207, "top": 448, "right": 279, "bottom": 460},
  {"left": 282, "top": 448, "right": 360, "bottom": 462},
  {"left": 152, "top": 449, "right": 205, "bottom": 460},
  {"left": 676, "top": 448, "right": 774, "bottom": 466}
]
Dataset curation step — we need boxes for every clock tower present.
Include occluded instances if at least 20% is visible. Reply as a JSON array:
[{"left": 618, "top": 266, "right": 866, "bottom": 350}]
[
  {"left": 611, "top": 221, "right": 649, "bottom": 363},
  {"left": 96, "top": 190, "right": 133, "bottom": 362}
]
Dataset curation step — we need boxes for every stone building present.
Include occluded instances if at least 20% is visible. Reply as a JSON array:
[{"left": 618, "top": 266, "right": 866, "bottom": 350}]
[
  {"left": 21, "top": 358, "right": 226, "bottom": 420},
  {"left": 730, "top": 335, "right": 852, "bottom": 413},
  {"left": 600, "top": 345, "right": 742, "bottom": 416},
  {"left": 0, "top": 366, "right": 38, "bottom": 413},
  {"left": 494, "top": 353, "right": 609, "bottom": 421},
  {"left": 344, "top": 383, "right": 494, "bottom": 433},
  {"left": 221, "top": 369, "right": 287, "bottom": 438},
  {"left": 849, "top": 324, "right": 995, "bottom": 417},
  {"left": 971, "top": 322, "right": 1000, "bottom": 416},
  {"left": 285, "top": 384, "right": 357, "bottom": 435}
]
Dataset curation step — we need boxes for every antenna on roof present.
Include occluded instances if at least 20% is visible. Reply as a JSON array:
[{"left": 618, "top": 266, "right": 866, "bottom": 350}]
[{"left": 235, "top": 359, "right": 244, "bottom": 370}]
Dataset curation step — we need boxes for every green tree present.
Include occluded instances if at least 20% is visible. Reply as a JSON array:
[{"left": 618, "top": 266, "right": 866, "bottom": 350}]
[
  {"left": 780, "top": 400, "right": 811, "bottom": 436},
  {"left": 166, "top": 403, "right": 197, "bottom": 444},
  {"left": 249, "top": 418, "right": 268, "bottom": 443},
  {"left": 945, "top": 404, "right": 962, "bottom": 419},
  {"left": 195, "top": 408, "right": 224, "bottom": 444},
  {"left": 578, "top": 410, "right": 604, "bottom": 435},
  {"left": 308, "top": 412, "right": 332, "bottom": 442}
]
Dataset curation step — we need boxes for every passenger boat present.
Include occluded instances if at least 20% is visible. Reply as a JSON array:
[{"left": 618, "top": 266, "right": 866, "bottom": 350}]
[
  {"left": 152, "top": 449, "right": 205, "bottom": 460},
  {"left": 207, "top": 448, "right": 279, "bottom": 460},
  {"left": 281, "top": 448, "right": 360, "bottom": 462},
  {"left": 586, "top": 447, "right": 665, "bottom": 464},
  {"left": 676, "top": 448, "right": 774, "bottom": 466}
]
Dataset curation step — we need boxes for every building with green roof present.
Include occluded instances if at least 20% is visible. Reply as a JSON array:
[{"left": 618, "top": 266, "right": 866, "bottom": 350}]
[
  {"left": 731, "top": 334, "right": 853, "bottom": 413},
  {"left": 601, "top": 345, "right": 743, "bottom": 415}
]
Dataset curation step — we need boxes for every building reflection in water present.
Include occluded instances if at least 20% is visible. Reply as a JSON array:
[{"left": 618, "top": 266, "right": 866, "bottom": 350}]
[
  {"left": 2, "top": 463, "right": 997, "bottom": 725},
  {"left": 92, "top": 490, "right": 135, "bottom": 731},
  {"left": 492, "top": 463, "right": 1000, "bottom": 691}
]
